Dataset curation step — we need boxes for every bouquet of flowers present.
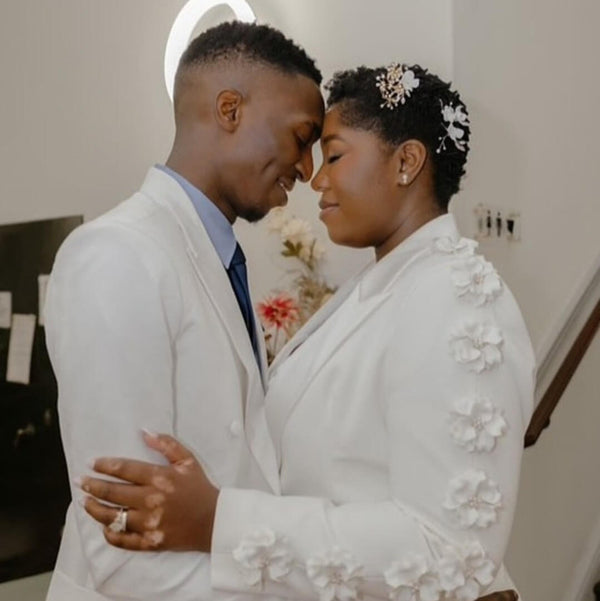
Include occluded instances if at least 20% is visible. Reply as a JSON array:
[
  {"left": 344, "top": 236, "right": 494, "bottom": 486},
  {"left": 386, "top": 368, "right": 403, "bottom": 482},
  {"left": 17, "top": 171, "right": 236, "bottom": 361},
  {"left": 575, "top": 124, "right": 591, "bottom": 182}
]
[{"left": 257, "top": 208, "right": 336, "bottom": 364}]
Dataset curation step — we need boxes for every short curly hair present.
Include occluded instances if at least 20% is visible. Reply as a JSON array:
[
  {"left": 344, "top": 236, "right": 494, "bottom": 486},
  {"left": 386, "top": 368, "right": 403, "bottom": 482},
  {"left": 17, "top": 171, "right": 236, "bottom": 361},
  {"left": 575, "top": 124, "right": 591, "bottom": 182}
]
[
  {"left": 179, "top": 21, "right": 322, "bottom": 85},
  {"left": 325, "top": 64, "right": 470, "bottom": 208}
]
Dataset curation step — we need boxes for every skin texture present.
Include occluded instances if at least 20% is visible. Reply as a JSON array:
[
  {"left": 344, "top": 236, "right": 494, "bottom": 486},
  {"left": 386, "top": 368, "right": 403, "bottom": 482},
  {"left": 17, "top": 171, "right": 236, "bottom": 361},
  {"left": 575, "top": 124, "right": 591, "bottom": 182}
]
[{"left": 80, "top": 106, "right": 517, "bottom": 601}]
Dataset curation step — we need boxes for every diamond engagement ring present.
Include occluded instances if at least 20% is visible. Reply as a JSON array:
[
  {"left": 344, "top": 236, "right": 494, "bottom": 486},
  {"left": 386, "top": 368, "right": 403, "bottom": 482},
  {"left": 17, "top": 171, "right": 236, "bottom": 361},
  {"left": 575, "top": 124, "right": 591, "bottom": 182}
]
[{"left": 108, "top": 507, "right": 128, "bottom": 533}]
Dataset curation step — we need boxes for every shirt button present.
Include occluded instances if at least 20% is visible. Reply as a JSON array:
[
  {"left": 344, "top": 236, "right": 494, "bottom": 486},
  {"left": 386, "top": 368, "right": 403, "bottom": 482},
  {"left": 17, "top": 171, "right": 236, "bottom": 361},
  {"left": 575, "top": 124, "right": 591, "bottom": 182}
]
[{"left": 229, "top": 421, "right": 242, "bottom": 436}]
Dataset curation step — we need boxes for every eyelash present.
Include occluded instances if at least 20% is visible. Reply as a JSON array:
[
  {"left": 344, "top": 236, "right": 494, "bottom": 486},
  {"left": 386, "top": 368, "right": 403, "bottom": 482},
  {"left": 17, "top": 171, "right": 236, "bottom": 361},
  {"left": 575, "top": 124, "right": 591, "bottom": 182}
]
[{"left": 327, "top": 154, "right": 341, "bottom": 164}]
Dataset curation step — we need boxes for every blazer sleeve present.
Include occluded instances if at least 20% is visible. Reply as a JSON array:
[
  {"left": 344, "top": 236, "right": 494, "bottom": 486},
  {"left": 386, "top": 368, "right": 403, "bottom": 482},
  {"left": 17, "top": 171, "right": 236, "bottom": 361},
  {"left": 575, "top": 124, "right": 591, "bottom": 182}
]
[
  {"left": 210, "top": 257, "right": 535, "bottom": 601},
  {"left": 45, "top": 223, "right": 210, "bottom": 600}
]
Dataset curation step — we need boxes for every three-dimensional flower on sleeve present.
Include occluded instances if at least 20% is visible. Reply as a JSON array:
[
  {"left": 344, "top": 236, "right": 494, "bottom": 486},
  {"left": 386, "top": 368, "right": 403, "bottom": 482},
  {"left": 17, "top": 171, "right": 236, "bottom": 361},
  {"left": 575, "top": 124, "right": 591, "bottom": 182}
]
[
  {"left": 449, "top": 396, "right": 507, "bottom": 453},
  {"left": 306, "top": 547, "right": 364, "bottom": 601},
  {"left": 449, "top": 322, "right": 504, "bottom": 373},
  {"left": 443, "top": 469, "right": 502, "bottom": 528},
  {"left": 451, "top": 256, "right": 503, "bottom": 306},
  {"left": 384, "top": 553, "right": 442, "bottom": 601},
  {"left": 232, "top": 527, "right": 293, "bottom": 587}
]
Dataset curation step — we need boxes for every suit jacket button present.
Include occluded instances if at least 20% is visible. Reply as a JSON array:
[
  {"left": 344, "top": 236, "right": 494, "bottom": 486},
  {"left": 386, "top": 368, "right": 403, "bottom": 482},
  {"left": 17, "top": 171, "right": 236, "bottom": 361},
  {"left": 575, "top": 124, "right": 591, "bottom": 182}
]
[{"left": 229, "top": 421, "right": 242, "bottom": 436}]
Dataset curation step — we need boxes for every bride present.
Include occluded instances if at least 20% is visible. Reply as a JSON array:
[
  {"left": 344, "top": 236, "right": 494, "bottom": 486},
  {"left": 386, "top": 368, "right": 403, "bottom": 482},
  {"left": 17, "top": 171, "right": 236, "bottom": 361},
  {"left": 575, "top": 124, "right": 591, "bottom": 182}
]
[{"left": 83, "top": 62, "right": 532, "bottom": 601}]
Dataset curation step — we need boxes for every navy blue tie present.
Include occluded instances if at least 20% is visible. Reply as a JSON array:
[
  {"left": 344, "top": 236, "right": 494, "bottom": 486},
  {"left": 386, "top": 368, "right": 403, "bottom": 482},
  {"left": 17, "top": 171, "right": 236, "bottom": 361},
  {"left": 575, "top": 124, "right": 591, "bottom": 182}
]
[{"left": 227, "top": 243, "right": 258, "bottom": 357}]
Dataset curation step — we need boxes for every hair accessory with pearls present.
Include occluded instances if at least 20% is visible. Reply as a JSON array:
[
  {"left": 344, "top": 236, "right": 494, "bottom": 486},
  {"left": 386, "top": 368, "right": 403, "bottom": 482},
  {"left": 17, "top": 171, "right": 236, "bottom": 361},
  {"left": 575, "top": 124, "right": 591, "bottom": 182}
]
[{"left": 375, "top": 63, "right": 420, "bottom": 110}]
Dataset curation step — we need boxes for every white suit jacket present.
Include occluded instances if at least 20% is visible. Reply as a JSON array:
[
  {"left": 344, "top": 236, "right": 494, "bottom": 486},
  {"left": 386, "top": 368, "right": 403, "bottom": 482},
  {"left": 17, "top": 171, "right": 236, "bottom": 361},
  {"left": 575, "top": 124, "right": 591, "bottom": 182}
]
[
  {"left": 211, "top": 214, "right": 535, "bottom": 601},
  {"left": 44, "top": 167, "right": 280, "bottom": 601}
]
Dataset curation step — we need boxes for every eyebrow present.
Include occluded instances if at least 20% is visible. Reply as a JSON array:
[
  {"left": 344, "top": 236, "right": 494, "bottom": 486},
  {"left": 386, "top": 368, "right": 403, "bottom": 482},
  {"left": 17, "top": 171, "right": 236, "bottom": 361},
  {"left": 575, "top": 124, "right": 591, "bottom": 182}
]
[{"left": 321, "top": 134, "right": 343, "bottom": 145}]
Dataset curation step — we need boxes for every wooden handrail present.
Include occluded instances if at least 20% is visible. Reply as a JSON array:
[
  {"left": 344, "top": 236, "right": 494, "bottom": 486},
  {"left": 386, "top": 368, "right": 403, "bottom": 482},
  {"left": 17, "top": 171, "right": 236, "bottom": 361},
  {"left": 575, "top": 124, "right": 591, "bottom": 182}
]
[{"left": 525, "top": 297, "right": 600, "bottom": 447}]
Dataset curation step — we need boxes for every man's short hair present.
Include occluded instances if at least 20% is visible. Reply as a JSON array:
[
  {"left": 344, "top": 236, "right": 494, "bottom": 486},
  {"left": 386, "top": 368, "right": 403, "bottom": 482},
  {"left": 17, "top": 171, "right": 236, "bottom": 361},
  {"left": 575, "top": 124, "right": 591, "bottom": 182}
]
[{"left": 179, "top": 21, "right": 322, "bottom": 85}]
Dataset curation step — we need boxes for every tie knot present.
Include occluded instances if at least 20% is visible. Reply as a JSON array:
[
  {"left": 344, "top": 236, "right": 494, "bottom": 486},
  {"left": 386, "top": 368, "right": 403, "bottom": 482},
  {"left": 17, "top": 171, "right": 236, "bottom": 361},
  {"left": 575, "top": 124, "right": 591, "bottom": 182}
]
[{"left": 230, "top": 243, "right": 246, "bottom": 267}]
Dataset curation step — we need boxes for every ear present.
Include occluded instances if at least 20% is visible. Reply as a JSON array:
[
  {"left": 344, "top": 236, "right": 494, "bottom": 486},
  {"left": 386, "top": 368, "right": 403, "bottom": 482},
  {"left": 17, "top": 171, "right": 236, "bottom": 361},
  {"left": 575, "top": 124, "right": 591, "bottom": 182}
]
[
  {"left": 393, "top": 139, "right": 428, "bottom": 186},
  {"left": 215, "top": 89, "right": 243, "bottom": 132}
]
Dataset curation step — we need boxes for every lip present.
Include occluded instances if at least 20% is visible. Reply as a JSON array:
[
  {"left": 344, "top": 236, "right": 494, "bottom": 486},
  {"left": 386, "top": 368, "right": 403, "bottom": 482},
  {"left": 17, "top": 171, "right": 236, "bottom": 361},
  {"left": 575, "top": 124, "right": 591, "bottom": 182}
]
[
  {"left": 277, "top": 177, "right": 296, "bottom": 193},
  {"left": 318, "top": 199, "right": 339, "bottom": 220}
]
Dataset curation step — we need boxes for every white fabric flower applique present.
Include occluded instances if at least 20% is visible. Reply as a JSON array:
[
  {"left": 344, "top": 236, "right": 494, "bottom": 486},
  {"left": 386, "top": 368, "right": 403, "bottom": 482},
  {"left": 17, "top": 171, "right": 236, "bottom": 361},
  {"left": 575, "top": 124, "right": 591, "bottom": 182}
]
[
  {"left": 451, "top": 256, "right": 503, "bottom": 306},
  {"left": 443, "top": 469, "right": 502, "bottom": 529},
  {"left": 437, "top": 542, "right": 496, "bottom": 601},
  {"left": 437, "top": 103, "right": 470, "bottom": 154},
  {"left": 449, "top": 322, "right": 503, "bottom": 373},
  {"left": 384, "top": 553, "right": 441, "bottom": 601},
  {"left": 433, "top": 237, "right": 478, "bottom": 257},
  {"left": 232, "top": 526, "right": 293, "bottom": 587},
  {"left": 306, "top": 547, "right": 364, "bottom": 601},
  {"left": 449, "top": 396, "right": 508, "bottom": 453}
]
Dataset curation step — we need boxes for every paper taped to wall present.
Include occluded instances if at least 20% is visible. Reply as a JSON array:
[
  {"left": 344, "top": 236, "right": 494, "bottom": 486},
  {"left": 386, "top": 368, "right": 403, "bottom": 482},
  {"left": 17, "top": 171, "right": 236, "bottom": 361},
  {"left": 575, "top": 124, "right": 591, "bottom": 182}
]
[
  {"left": 6, "top": 313, "right": 36, "bottom": 385},
  {"left": 38, "top": 274, "right": 50, "bottom": 326},
  {"left": 0, "top": 291, "right": 11, "bottom": 328}
]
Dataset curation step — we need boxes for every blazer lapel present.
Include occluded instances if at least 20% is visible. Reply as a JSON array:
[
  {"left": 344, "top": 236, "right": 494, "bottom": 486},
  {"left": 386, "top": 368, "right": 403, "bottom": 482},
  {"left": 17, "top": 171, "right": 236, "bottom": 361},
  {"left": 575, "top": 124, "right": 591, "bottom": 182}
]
[
  {"left": 141, "top": 169, "right": 259, "bottom": 385},
  {"left": 140, "top": 169, "right": 280, "bottom": 491}
]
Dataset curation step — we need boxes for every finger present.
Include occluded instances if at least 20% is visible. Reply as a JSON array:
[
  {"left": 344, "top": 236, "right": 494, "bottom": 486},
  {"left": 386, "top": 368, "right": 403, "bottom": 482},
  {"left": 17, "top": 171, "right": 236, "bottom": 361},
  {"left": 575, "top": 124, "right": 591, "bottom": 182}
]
[
  {"left": 92, "top": 456, "right": 165, "bottom": 485},
  {"left": 83, "top": 497, "right": 159, "bottom": 534},
  {"left": 104, "top": 526, "right": 165, "bottom": 551},
  {"left": 81, "top": 477, "right": 156, "bottom": 509},
  {"left": 142, "top": 431, "right": 195, "bottom": 465}
]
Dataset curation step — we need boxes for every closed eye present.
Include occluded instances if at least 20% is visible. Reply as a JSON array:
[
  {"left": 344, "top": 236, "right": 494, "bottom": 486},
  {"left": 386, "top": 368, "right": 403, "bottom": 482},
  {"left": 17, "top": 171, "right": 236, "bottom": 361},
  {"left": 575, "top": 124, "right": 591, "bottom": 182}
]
[{"left": 327, "top": 154, "right": 341, "bottom": 164}]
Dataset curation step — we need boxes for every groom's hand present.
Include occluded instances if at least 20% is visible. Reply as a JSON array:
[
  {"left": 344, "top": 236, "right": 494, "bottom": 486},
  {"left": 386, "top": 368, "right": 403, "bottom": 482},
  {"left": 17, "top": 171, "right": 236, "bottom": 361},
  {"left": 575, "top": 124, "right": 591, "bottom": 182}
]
[{"left": 80, "top": 432, "right": 218, "bottom": 552}]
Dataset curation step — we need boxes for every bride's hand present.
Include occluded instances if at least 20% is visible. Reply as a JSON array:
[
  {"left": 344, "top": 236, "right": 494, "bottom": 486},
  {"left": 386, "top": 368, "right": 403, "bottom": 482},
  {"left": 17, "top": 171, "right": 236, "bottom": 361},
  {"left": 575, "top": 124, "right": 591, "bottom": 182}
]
[{"left": 80, "top": 432, "right": 218, "bottom": 552}]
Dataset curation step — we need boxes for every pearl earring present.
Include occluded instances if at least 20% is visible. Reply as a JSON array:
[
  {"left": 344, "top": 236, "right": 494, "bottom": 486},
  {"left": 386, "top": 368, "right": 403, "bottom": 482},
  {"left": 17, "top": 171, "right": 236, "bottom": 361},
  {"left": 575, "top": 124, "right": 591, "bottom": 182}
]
[{"left": 401, "top": 173, "right": 409, "bottom": 185}]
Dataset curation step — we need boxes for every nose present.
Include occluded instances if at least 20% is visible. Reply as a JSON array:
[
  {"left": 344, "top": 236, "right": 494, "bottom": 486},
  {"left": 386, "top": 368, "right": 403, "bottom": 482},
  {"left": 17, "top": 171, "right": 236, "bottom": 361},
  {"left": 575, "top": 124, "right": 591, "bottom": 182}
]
[
  {"left": 311, "top": 162, "right": 327, "bottom": 192},
  {"left": 294, "top": 147, "right": 314, "bottom": 183}
]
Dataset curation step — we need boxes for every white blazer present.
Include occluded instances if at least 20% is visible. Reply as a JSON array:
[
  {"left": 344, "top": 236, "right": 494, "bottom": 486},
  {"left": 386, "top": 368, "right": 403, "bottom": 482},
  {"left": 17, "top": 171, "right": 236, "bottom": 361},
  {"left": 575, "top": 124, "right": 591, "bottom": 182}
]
[
  {"left": 211, "top": 214, "right": 535, "bottom": 601},
  {"left": 44, "top": 167, "right": 280, "bottom": 601}
]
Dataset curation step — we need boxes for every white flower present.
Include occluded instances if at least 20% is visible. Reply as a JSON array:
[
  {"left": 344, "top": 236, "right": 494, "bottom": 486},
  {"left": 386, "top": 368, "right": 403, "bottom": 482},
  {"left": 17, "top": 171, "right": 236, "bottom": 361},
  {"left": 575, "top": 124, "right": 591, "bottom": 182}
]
[
  {"left": 298, "top": 239, "right": 326, "bottom": 263},
  {"left": 384, "top": 553, "right": 441, "bottom": 601},
  {"left": 436, "top": 543, "right": 496, "bottom": 601},
  {"left": 437, "top": 103, "right": 470, "bottom": 153},
  {"left": 443, "top": 470, "right": 502, "bottom": 528},
  {"left": 306, "top": 547, "right": 363, "bottom": 601},
  {"left": 451, "top": 256, "right": 503, "bottom": 306},
  {"left": 281, "top": 217, "right": 313, "bottom": 247},
  {"left": 433, "top": 237, "right": 478, "bottom": 256},
  {"left": 400, "top": 69, "right": 420, "bottom": 99},
  {"left": 449, "top": 322, "right": 503, "bottom": 373},
  {"left": 266, "top": 207, "right": 290, "bottom": 233},
  {"left": 449, "top": 396, "right": 507, "bottom": 453},
  {"left": 232, "top": 527, "right": 293, "bottom": 587}
]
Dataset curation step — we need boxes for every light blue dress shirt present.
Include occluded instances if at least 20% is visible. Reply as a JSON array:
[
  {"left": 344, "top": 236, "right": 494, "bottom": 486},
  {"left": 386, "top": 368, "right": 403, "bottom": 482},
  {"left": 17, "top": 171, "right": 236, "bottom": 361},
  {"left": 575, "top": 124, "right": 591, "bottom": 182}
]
[{"left": 156, "top": 164, "right": 236, "bottom": 268}]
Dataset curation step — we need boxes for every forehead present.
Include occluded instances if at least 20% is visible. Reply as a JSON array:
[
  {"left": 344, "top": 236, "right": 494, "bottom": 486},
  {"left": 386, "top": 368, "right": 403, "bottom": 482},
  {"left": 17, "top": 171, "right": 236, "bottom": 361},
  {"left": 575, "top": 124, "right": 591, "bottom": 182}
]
[{"left": 253, "top": 68, "right": 324, "bottom": 123}]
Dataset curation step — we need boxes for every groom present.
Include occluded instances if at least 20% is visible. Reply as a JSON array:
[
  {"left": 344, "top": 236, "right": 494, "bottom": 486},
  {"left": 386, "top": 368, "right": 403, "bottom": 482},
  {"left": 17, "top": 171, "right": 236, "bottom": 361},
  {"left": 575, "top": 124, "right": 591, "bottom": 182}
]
[{"left": 44, "top": 21, "right": 323, "bottom": 601}]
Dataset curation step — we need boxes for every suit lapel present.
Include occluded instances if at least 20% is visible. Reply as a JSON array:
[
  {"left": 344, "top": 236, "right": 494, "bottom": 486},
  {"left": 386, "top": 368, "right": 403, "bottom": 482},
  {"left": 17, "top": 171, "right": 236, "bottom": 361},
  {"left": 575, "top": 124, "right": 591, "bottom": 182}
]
[{"left": 140, "top": 169, "right": 279, "bottom": 492}]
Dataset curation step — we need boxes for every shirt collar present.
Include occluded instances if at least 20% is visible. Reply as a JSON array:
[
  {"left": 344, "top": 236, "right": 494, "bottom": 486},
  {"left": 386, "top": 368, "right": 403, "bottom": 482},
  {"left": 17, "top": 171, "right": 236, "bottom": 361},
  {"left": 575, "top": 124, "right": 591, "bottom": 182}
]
[{"left": 156, "top": 164, "right": 236, "bottom": 267}]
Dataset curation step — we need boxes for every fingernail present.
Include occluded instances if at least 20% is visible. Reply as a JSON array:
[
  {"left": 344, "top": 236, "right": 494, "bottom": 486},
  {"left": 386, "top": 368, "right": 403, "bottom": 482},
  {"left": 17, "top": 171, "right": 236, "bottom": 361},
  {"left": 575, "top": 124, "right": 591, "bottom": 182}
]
[
  {"left": 141, "top": 428, "right": 158, "bottom": 438},
  {"left": 73, "top": 476, "right": 82, "bottom": 488},
  {"left": 87, "top": 458, "right": 96, "bottom": 470},
  {"left": 77, "top": 496, "right": 87, "bottom": 508}
]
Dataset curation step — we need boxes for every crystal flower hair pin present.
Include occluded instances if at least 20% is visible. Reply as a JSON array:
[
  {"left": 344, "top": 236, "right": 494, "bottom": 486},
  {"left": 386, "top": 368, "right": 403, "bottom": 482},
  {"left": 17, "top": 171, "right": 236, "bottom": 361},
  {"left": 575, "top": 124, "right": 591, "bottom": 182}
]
[
  {"left": 375, "top": 63, "right": 420, "bottom": 110},
  {"left": 437, "top": 102, "right": 470, "bottom": 153}
]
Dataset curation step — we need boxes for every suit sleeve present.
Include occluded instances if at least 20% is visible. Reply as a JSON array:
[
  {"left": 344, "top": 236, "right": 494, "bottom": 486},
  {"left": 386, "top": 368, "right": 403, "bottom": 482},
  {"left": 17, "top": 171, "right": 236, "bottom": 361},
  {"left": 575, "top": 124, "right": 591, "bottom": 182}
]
[
  {"left": 210, "top": 256, "right": 535, "bottom": 601},
  {"left": 45, "top": 223, "right": 211, "bottom": 600}
]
